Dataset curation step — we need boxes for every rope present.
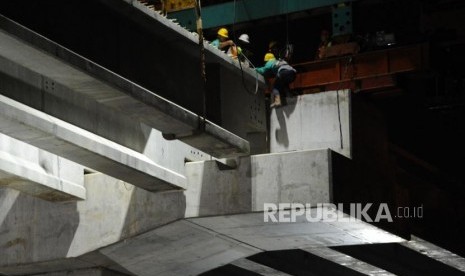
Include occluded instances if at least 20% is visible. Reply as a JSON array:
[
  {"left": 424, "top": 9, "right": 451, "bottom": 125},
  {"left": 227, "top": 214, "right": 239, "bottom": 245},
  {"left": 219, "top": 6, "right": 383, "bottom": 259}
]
[
  {"left": 232, "top": 0, "right": 259, "bottom": 95},
  {"left": 194, "top": 0, "right": 207, "bottom": 130},
  {"left": 335, "top": 56, "right": 354, "bottom": 149}
]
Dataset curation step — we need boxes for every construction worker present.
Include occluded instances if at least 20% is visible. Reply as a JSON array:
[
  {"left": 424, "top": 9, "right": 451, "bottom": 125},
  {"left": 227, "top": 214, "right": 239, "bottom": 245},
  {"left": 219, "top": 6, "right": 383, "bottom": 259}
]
[
  {"left": 211, "top": 27, "right": 235, "bottom": 52},
  {"left": 237, "top": 34, "right": 253, "bottom": 66},
  {"left": 316, "top": 29, "right": 332, "bottom": 59},
  {"left": 256, "top": 53, "right": 297, "bottom": 108},
  {"left": 227, "top": 33, "right": 253, "bottom": 66}
]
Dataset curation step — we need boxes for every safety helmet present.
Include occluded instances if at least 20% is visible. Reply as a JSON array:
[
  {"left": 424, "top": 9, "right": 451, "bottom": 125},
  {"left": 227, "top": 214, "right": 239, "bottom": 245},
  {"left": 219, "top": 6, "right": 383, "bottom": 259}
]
[
  {"left": 217, "top": 28, "right": 229, "bottom": 38},
  {"left": 264, "top": 53, "right": 276, "bottom": 62},
  {"left": 238, "top": 34, "right": 250, "bottom": 44}
]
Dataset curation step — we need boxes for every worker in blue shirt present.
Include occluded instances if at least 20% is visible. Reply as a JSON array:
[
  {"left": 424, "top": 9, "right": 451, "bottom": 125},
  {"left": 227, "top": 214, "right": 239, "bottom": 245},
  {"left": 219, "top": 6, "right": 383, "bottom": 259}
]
[
  {"left": 210, "top": 27, "right": 235, "bottom": 52},
  {"left": 256, "top": 53, "right": 296, "bottom": 108}
]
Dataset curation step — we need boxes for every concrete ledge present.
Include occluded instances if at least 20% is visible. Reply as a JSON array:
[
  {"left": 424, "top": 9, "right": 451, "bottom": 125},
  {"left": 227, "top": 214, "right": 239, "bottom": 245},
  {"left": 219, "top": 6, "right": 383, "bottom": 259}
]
[
  {"left": 0, "top": 134, "right": 85, "bottom": 201},
  {"left": 0, "top": 95, "right": 186, "bottom": 191}
]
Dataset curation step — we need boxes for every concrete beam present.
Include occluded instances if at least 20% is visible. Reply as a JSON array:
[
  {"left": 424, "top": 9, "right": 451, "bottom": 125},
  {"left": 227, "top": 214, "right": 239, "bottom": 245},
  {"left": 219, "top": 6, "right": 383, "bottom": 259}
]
[
  {"left": 270, "top": 90, "right": 352, "bottom": 158},
  {"left": 0, "top": 95, "right": 186, "bottom": 191},
  {"left": 0, "top": 25, "right": 251, "bottom": 158},
  {"left": 0, "top": 133, "right": 85, "bottom": 201}
]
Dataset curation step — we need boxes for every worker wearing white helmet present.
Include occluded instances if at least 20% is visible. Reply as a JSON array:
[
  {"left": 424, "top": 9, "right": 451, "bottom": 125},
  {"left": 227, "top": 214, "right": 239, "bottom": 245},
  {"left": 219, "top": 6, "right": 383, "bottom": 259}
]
[
  {"left": 229, "top": 33, "right": 253, "bottom": 66},
  {"left": 238, "top": 34, "right": 250, "bottom": 44}
]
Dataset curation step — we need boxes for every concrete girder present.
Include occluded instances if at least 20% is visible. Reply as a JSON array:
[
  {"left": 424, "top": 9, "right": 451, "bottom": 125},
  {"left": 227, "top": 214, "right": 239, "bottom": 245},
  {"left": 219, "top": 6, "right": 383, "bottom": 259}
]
[
  {"left": 0, "top": 133, "right": 86, "bottom": 202},
  {"left": 0, "top": 95, "right": 186, "bottom": 191},
  {"left": 0, "top": 21, "right": 252, "bottom": 158}
]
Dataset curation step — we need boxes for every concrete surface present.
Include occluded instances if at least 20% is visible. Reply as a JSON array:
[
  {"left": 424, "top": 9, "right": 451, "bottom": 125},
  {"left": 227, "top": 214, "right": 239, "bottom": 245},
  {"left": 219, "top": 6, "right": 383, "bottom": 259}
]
[
  {"left": 32, "top": 268, "right": 128, "bottom": 276},
  {"left": 79, "top": 209, "right": 403, "bottom": 276},
  {"left": 0, "top": 94, "right": 186, "bottom": 191},
  {"left": 184, "top": 149, "right": 332, "bottom": 217},
  {"left": 99, "top": 220, "right": 261, "bottom": 276},
  {"left": 303, "top": 247, "right": 395, "bottom": 275},
  {"left": 230, "top": 258, "right": 293, "bottom": 275},
  {"left": 188, "top": 210, "right": 404, "bottom": 252},
  {"left": 0, "top": 133, "right": 85, "bottom": 201},
  {"left": 0, "top": 173, "right": 185, "bottom": 275},
  {"left": 403, "top": 236, "right": 465, "bottom": 273},
  {"left": 270, "top": 90, "right": 352, "bottom": 158}
]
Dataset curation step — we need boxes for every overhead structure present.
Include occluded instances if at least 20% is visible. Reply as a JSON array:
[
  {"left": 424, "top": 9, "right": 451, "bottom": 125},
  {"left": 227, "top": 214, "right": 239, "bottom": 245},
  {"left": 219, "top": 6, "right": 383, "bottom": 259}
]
[{"left": 167, "top": 0, "right": 356, "bottom": 30}]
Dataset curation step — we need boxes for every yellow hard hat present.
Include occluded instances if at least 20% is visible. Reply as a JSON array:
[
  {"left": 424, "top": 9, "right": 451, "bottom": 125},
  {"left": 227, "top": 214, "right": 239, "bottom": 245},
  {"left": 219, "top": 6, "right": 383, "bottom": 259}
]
[
  {"left": 217, "top": 28, "right": 229, "bottom": 38},
  {"left": 264, "top": 53, "right": 276, "bottom": 62}
]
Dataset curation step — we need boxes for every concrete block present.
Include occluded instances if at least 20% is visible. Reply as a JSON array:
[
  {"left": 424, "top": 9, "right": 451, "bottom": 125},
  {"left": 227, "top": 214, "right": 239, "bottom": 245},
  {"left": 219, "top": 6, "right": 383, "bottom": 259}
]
[
  {"left": 185, "top": 149, "right": 332, "bottom": 217},
  {"left": 0, "top": 134, "right": 85, "bottom": 201},
  {"left": 184, "top": 158, "right": 252, "bottom": 217},
  {"left": 270, "top": 90, "right": 351, "bottom": 158},
  {"left": 251, "top": 149, "right": 333, "bottom": 211}
]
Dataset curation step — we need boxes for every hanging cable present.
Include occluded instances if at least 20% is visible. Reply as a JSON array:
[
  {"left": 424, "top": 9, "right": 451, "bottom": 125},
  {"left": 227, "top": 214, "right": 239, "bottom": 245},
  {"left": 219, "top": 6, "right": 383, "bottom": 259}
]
[
  {"left": 232, "top": 0, "right": 259, "bottom": 95},
  {"left": 334, "top": 55, "right": 354, "bottom": 149},
  {"left": 194, "top": 0, "right": 207, "bottom": 130}
]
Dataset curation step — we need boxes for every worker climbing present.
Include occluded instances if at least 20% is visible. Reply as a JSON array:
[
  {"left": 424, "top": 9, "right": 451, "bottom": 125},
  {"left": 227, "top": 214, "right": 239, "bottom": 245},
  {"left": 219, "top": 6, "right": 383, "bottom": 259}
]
[{"left": 256, "top": 53, "right": 297, "bottom": 108}]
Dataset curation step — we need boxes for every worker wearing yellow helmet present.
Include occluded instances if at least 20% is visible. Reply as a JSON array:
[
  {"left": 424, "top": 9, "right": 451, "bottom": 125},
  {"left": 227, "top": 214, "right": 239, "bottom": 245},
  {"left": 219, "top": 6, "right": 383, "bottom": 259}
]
[
  {"left": 210, "top": 27, "right": 235, "bottom": 52},
  {"left": 256, "top": 52, "right": 297, "bottom": 108}
]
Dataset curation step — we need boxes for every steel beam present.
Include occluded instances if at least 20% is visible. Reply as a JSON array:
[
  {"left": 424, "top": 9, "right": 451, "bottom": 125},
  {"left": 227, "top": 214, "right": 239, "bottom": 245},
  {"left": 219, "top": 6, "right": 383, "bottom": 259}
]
[
  {"left": 168, "top": 0, "right": 356, "bottom": 30},
  {"left": 290, "top": 43, "right": 428, "bottom": 92}
]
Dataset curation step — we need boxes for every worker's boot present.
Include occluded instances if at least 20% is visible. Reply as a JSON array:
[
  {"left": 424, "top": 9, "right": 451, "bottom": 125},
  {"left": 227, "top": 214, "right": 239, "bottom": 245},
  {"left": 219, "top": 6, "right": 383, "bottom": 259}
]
[{"left": 270, "top": 95, "right": 282, "bottom": 108}]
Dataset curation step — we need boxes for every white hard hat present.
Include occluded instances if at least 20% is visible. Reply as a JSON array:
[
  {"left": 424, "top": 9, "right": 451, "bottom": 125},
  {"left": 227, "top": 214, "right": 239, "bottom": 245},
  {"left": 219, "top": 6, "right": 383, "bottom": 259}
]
[{"left": 239, "top": 34, "right": 250, "bottom": 44}]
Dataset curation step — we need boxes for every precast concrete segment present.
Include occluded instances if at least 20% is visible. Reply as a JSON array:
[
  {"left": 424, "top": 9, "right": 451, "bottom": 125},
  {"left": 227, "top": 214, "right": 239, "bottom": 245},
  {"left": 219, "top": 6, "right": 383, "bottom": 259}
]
[
  {"left": 270, "top": 90, "right": 352, "bottom": 158},
  {"left": 0, "top": 25, "right": 250, "bottom": 157},
  {"left": 0, "top": 133, "right": 86, "bottom": 201},
  {"left": 0, "top": 95, "right": 186, "bottom": 191}
]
